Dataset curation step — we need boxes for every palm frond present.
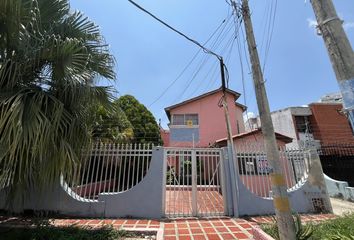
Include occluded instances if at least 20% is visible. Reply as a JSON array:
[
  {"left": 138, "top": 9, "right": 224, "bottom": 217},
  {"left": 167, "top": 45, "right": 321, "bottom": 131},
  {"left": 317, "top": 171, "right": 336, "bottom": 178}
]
[{"left": 0, "top": 0, "right": 116, "bottom": 199}]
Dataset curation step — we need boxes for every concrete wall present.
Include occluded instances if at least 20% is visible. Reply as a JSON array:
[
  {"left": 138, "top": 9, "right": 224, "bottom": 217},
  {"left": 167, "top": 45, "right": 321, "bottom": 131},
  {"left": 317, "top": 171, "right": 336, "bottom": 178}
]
[
  {"left": 325, "top": 175, "right": 354, "bottom": 202},
  {"left": 0, "top": 146, "right": 333, "bottom": 219},
  {"left": 0, "top": 147, "right": 165, "bottom": 219},
  {"left": 168, "top": 91, "right": 245, "bottom": 147},
  {"left": 223, "top": 148, "right": 333, "bottom": 216}
]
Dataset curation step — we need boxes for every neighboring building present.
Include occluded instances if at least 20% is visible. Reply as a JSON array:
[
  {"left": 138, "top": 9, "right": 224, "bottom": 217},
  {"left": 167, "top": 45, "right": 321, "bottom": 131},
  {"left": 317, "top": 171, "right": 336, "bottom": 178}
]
[
  {"left": 320, "top": 92, "right": 342, "bottom": 103},
  {"left": 215, "top": 128, "right": 293, "bottom": 149},
  {"left": 309, "top": 103, "right": 354, "bottom": 144},
  {"left": 245, "top": 107, "right": 315, "bottom": 148},
  {"left": 162, "top": 88, "right": 247, "bottom": 147},
  {"left": 159, "top": 127, "right": 170, "bottom": 147},
  {"left": 246, "top": 102, "right": 354, "bottom": 148}
]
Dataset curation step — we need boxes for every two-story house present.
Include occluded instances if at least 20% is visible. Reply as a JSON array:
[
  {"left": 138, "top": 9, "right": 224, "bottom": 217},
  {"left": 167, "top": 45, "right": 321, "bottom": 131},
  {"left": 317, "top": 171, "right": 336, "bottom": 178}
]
[{"left": 163, "top": 88, "right": 247, "bottom": 147}]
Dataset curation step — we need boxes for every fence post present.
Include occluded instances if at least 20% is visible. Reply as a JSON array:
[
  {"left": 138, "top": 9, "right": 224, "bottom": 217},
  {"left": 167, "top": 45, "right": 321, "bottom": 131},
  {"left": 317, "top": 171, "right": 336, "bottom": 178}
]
[
  {"left": 191, "top": 150, "right": 198, "bottom": 216},
  {"left": 307, "top": 149, "right": 333, "bottom": 213},
  {"left": 219, "top": 150, "right": 229, "bottom": 216},
  {"left": 222, "top": 146, "right": 239, "bottom": 217}
]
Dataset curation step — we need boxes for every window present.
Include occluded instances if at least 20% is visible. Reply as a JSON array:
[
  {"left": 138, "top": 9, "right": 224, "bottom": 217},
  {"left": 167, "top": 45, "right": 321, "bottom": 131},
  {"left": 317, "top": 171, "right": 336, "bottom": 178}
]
[
  {"left": 185, "top": 114, "right": 199, "bottom": 125},
  {"left": 172, "top": 114, "right": 199, "bottom": 126},
  {"left": 295, "top": 116, "right": 312, "bottom": 133},
  {"left": 173, "top": 114, "right": 185, "bottom": 125}
]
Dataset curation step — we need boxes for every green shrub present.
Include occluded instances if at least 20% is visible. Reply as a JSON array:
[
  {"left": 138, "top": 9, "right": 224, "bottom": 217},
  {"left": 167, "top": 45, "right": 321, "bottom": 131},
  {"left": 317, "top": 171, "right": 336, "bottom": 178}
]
[
  {"left": 313, "top": 213, "right": 354, "bottom": 240},
  {"left": 0, "top": 225, "right": 134, "bottom": 240},
  {"left": 261, "top": 215, "right": 313, "bottom": 240},
  {"left": 262, "top": 213, "right": 354, "bottom": 240}
]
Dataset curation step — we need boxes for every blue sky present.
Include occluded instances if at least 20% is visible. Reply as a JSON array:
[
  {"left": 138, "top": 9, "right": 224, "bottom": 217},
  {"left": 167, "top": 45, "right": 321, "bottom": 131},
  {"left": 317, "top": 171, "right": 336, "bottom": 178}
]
[{"left": 70, "top": 0, "right": 354, "bottom": 127}]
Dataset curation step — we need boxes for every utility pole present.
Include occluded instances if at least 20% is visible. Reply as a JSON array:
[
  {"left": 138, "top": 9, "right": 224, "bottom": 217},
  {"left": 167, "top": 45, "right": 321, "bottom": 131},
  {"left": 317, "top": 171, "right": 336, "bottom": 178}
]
[
  {"left": 232, "top": 1, "right": 296, "bottom": 239},
  {"left": 310, "top": 0, "right": 354, "bottom": 130},
  {"left": 220, "top": 57, "right": 239, "bottom": 217},
  {"left": 220, "top": 58, "right": 235, "bottom": 149}
]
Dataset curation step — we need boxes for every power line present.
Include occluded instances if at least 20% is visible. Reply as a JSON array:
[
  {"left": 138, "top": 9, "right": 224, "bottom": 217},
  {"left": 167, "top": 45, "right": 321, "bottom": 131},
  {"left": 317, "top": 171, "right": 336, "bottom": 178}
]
[
  {"left": 262, "top": 0, "right": 278, "bottom": 73},
  {"left": 227, "top": 0, "right": 258, "bottom": 141},
  {"left": 128, "top": 0, "right": 221, "bottom": 60},
  {"left": 148, "top": 48, "right": 202, "bottom": 107},
  {"left": 183, "top": 14, "right": 241, "bottom": 99},
  {"left": 172, "top": 16, "right": 235, "bottom": 103},
  {"left": 145, "top": 10, "right": 232, "bottom": 107},
  {"left": 177, "top": 16, "right": 234, "bottom": 93},
  {"left": 184, "top": 20, "right": 234, "bottom": 97},
  {"left": 204, "top": 15, "right": 242, "bottom": 91}
]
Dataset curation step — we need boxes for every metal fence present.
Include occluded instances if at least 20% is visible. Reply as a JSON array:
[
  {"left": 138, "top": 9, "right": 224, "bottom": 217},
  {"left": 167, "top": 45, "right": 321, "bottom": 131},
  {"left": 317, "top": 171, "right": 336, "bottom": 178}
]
[
  {"left": 235, "top": 144, "right": 309, "bottom": 198},
  {"left": 164, "top": 148, "right": 226, "bottom": 218},
  {"left": 318, "top": 143, "right": 354, "bottom": 187},
  {"left": 63, "top": 143, "right": 154, "bottom": 201}
]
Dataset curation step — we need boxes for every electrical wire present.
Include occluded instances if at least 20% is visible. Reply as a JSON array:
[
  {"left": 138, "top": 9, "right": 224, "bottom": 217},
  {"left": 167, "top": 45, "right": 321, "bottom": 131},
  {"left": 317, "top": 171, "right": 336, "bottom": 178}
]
[
  {"left": 227, "top": 0, "right": 258, "bottom": 141},
  {"left": 184, "top": 21, "right": 236, "bottom": 99},
  {"left": 262, "top": 0, "right": 278, "bottom": 73},
  {"left": 128, "top": 0, "right": 222, "bottom": 60},
  {"left": 147, "top": 11, "right": 232, "bottom": 107},
  {"left": 172, "top": 17, "right": 235, "bottom": 102}
]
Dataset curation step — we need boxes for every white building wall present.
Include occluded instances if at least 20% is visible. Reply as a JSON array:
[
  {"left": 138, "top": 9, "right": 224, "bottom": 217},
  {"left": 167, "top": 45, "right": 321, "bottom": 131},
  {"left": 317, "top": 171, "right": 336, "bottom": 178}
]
[{"left": 245, "top": 107, "right": 316, "bottom": 148}]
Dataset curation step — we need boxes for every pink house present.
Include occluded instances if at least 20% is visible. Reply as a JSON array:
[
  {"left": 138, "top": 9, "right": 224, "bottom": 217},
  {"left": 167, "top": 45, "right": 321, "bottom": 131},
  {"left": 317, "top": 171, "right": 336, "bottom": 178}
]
[
  {"left": 163, "top": 88, "right": 247, "bottom": 147},
  {"left": 161, "top": 88, "right": 295, "bottom": 197}
]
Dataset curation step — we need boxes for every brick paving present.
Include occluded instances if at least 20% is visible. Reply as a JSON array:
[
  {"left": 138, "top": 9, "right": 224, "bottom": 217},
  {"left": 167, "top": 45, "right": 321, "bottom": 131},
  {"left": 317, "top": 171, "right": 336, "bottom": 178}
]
[
  {"left": 53, "top": 219, "right": 161, "bottom": 230},
  {"left": 163, "top": 218, "right": 254, "bottom": 240},
  {"left": 0, "top": 214, "right": 337, "bottom": 240},
  {"left": 166, "top": 190, "right": 224, "bottom": 216},
  {"left": 248, "top": 213, "right": 337, "bottom": 224}
]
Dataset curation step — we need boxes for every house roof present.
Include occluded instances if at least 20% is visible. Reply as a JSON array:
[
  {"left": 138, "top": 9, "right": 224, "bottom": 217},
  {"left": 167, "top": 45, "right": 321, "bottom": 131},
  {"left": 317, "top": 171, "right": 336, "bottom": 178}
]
[
  {"left": 164, "top": 87, "right": 245, "bottom": 119},
  {"left": 215, "top": 128, "right": 293, "bottom": 144}
]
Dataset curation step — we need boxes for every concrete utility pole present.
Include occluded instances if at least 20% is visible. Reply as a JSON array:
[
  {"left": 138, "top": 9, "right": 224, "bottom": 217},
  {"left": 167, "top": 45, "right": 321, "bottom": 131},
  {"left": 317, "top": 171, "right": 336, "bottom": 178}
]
[
  {"left": 234, "top": 0, "right": 296, "bottom": 239},
  {"left": 310, "top": 0, "right": 354, "bottom": 130},
  {"left": 220, "top": 57, "right": 239, "bottom": 216}
]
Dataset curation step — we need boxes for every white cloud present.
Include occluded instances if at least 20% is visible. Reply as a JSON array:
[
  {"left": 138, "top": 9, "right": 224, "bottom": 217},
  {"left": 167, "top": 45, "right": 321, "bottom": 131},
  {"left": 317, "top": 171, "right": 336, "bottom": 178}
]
[
  {"left": 307, "top": 18, "right": 319, "bottom": 35},
  {"left": 307, "top": 17, "right": 354, "bottom": 33},
  {"left": 344, "top": 22, "right": 354, "bottom": 30},
  {"left": 307, "top": 18, "right": 317, "bottom": 29},
  {"left": 243, "top": 112, "right": 256, "bottom": 121}
]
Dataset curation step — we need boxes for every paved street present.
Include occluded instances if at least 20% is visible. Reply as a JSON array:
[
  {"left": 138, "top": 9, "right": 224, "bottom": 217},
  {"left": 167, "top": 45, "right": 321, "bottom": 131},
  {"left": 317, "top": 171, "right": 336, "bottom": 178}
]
[{"left": 330, "top": 198, "right": 354, "bottom": 216}]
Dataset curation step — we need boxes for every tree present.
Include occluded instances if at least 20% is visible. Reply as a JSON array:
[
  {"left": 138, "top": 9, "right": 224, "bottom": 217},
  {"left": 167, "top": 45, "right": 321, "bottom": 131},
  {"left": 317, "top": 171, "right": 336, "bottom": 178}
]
[
  {"left": 91, "top": 104, "right": 134, "bottom": 143},
  {"left": 0, "top": 0, "right": 115, "bottom": 192},
  {"left": 116, "top": 95, "right": 162, "bottom": 145}
]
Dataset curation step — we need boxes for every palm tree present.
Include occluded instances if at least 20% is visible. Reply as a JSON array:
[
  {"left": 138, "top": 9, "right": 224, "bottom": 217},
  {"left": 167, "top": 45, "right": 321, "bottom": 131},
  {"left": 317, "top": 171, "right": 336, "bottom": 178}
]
[{"left": 0, "top": 0, "right": 116, "bottom": 193}]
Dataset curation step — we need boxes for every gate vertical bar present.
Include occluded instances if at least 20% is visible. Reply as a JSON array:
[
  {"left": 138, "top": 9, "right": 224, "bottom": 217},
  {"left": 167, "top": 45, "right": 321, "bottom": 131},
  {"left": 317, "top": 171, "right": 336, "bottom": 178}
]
[
  {"left": 228, "top": 144, "right": 239, "bottom": 217},
  {"left": 192, "top": 149, "right": 198, "bottom": 216},
  {"left": 219, "top": 150, "right": 228, "bottom": 216}
]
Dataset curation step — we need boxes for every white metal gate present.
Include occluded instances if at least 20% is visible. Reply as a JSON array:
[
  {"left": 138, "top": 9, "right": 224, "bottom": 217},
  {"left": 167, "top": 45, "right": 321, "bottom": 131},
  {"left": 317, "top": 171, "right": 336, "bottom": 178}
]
[{"left": 163, "top": 148, "right": 227, "bottom": 218}]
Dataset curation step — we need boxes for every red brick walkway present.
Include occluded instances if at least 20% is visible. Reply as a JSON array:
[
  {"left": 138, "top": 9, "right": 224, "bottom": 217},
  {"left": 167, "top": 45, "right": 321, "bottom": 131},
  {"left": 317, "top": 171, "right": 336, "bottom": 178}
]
[
  {"left": 163, "top": 218, "right": 254, "bottom": 240},
  {"left": 0, "top": 214, "right": 337, "bottom": 240},
  {"left": 248, "top": 214, "right": 337, "bottom": 224},
  {"left": 166, "top": 190, "right": 225, "bottom": 216}
]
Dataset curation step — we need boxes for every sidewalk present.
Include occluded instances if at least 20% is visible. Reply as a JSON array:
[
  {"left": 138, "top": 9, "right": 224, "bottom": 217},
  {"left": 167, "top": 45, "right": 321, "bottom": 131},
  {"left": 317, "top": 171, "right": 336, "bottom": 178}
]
[
  {"left": 330, "top": 198, "right": 354, "bottom": 216},
  {"left": 0, "top": 214, "right": 337, "bottom": 240}
]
